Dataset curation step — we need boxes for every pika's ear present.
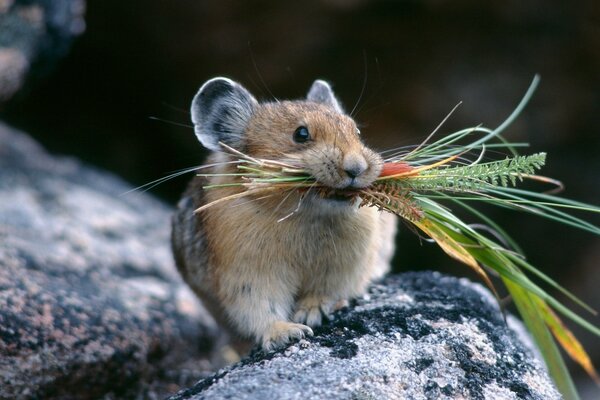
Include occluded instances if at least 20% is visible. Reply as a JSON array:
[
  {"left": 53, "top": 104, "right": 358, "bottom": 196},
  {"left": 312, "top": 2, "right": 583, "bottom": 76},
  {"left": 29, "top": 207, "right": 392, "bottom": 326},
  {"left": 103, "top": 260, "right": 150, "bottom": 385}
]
[
  {"left": 306, "top": 79, "right": 343, "bottom": 113},
  {"left": 191, "top": 77, "right": 257, "bottom": 152}
]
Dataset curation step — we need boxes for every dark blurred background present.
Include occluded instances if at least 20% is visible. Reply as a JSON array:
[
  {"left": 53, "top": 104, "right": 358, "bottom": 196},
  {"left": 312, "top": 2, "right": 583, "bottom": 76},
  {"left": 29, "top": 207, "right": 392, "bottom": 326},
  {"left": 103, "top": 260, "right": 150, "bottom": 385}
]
[{"left": 1, "top": 0, "right": 599, "bottom": 394}]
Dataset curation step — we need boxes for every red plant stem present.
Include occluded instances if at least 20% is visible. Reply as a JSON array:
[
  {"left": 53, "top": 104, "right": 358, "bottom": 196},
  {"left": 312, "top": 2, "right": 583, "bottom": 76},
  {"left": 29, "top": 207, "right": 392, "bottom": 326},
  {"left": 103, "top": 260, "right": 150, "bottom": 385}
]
[{"left": 379, "top": 162, "right": 415, "bottom": 177}]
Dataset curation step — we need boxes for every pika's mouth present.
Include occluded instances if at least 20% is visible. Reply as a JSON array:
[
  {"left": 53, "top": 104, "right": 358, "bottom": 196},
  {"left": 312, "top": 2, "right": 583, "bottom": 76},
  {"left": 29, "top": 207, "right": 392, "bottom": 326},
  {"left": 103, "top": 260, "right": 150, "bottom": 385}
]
[{"left": 319, "top": 189, "right": 359, "bottom": 203}]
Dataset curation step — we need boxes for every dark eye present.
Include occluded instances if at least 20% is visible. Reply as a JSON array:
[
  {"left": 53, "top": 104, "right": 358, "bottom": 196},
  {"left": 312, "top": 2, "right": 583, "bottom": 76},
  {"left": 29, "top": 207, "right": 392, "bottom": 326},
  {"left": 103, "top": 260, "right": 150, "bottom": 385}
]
[{"left": 293, "top": 126, "right": 311, "bottom": 143}]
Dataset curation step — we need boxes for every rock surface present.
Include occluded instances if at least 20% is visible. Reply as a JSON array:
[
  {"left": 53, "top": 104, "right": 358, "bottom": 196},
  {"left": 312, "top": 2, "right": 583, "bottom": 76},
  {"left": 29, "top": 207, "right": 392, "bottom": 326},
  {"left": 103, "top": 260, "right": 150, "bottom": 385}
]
[
  {"left": 0, "top": 0, "right": 86, "bottom": 102},
  {"left": 169, "top": 273, "right": 560, "bottom": 400},
  {"left": 0, "top": 122, "right": 217, "bottom": 399}
]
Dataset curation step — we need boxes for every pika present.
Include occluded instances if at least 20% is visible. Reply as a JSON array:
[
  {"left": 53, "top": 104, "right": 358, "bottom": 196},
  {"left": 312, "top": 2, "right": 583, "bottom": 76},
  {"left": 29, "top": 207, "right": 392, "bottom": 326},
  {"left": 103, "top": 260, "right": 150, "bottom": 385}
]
[{"left": 172, "top": 77, "right": 397, "bottom": 351}]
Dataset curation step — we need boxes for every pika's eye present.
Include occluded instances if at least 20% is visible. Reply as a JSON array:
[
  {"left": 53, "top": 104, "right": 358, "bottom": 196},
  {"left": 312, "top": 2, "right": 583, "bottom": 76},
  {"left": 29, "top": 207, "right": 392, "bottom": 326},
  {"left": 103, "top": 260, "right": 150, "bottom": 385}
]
[{"left": 293, "top": 126, "right": 311, "bottom": 143}]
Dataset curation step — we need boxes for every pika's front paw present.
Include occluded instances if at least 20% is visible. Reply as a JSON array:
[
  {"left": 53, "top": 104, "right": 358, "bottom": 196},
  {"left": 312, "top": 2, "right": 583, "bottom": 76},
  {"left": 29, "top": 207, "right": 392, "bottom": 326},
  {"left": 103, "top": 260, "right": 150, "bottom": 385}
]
[
  {"left": 293, "top": 297, "right": 348, "bottom": 327},
  {"left": 261, "top": 321, "right": 313, "bottom": 351}
]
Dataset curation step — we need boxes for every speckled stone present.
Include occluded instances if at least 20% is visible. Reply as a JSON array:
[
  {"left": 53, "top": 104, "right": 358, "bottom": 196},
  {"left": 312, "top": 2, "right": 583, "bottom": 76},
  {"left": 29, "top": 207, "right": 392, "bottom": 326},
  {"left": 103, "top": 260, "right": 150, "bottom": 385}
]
[
  {"left": 0, "top": 123, "right": 218, "bottom": 399},
  {"left": 169, "top": 273, "right": 561, "bottom": 400},
  {"left": 0, "top": 0, "right": 86, "bottom": 103}
]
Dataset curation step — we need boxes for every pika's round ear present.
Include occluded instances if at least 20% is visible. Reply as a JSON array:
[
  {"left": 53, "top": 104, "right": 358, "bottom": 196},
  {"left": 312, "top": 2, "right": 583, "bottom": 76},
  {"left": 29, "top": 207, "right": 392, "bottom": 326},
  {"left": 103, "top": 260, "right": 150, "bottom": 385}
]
[
  {"left": 191, "top": 77, "right": 257, "bottom": 152},
  {"left": 306, "top": 79, "right": 343, "bottom": 113}
]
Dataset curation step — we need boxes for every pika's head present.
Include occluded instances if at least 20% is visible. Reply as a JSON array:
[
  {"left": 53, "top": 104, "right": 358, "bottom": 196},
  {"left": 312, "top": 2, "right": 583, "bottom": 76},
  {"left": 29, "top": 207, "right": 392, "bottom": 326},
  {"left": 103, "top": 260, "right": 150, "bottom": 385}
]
[{"left": 191, "top": 77, "right": 383, "bottom": 190}]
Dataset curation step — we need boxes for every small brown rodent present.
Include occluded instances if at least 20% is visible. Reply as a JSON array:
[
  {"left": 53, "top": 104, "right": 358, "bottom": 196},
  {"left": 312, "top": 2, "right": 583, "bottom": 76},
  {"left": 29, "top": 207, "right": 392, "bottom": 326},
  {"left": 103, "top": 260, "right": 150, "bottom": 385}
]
[{"left": 172, "top": 77, "right": 397, "bottom": 351}]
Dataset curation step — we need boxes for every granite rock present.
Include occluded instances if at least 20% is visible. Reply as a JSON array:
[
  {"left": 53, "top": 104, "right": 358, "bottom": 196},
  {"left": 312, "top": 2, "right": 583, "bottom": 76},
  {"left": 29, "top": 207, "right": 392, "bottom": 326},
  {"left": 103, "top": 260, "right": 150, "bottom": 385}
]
[
  {"left": 169, "top": 272, "right": 561, "bottom": 400},
  {"left": 0, "top": 122, "right": 218, "bottom": 399},
  {"left": 0, "top": 0, "right": 86, "bottom": 102}
]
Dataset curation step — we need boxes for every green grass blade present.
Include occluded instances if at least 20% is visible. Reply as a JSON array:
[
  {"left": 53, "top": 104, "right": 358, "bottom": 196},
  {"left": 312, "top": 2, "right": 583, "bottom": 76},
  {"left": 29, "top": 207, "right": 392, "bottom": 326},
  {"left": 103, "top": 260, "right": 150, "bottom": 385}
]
[
  {"left": 417, "top": 197, "right": 600, "bottom": 335},
  {"left": 415, "top": 200, "right": 598, "bottom": 397},
  {"left": 486, "top": 188, "right": 600, "bottom": 234},
  {"left": 430, "top": 194, "right": 595, "bottom": 314},
  {"left": 504, "top": 252, "right": 596, "bottom": 315},
  {"left": 505, "top": 279, "right": 579, "bottom": 400},
  {"left": 403, "top": 75, "right": 540, "bottom": 164},
  {"left": 436, "top": 193, "right": 524, "bottom": 253}
]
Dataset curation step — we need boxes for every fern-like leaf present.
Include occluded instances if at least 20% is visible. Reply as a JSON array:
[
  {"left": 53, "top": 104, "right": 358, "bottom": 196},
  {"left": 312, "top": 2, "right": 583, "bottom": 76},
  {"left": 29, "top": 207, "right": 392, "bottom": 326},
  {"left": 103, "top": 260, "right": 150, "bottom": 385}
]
[{"left": 403, "top": 153, "right": 547, "bottom": 193}]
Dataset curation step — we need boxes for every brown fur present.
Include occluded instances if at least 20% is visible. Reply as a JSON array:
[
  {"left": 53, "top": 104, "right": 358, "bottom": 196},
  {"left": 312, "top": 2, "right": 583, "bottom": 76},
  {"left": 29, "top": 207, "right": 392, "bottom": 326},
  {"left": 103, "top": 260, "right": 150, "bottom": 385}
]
[{"left": 172, "top": 96, "right": 397, "bottom": 351}]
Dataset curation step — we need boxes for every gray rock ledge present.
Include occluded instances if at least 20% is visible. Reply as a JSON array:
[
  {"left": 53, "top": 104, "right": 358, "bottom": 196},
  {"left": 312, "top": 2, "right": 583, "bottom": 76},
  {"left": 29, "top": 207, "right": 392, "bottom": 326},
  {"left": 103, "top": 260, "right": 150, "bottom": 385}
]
[{"left": 169, "top": 272, "right": 560, "bottom": 400}]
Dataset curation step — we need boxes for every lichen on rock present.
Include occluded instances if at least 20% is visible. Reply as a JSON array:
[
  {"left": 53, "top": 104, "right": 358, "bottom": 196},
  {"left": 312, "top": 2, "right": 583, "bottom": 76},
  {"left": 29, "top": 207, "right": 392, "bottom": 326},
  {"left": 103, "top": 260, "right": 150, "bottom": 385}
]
[{"left": 169, "top": 273, "right": 561, "bottom": 400}]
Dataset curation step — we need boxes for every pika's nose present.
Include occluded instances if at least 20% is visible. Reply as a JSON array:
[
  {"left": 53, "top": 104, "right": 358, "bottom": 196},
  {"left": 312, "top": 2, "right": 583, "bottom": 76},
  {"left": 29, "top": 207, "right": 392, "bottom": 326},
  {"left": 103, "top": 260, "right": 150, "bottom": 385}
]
[{"left": 343, "top": 155, "right": 368, "bottom": 179}]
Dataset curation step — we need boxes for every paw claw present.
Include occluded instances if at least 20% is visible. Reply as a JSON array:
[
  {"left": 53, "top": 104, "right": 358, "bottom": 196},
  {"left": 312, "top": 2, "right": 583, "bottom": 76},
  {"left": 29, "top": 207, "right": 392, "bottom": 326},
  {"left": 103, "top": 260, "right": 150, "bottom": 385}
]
[{"left": 261, "top": 321, "right": 312, "bottom": 351}]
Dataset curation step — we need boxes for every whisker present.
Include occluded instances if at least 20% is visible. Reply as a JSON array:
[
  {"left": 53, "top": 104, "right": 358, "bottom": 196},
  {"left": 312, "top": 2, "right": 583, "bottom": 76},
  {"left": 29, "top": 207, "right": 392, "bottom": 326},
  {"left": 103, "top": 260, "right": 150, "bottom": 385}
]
[
  {"left": 123, "top": 160, "right": 244, "bottom": 196},
  {"left": 122, "top": 166, "right": 201, "bottom": 196},
  {"left": 160, "top": 102, "right": 190, "bottom": 115},
  {"left": 148, "top": 116, "right": 193, "bottom": 129},
  {"left": 350, "top": 51, "right": 369, "bottom": 117},
  {"left": 248, "top": 41, "right": 279, "bottom": 103}
]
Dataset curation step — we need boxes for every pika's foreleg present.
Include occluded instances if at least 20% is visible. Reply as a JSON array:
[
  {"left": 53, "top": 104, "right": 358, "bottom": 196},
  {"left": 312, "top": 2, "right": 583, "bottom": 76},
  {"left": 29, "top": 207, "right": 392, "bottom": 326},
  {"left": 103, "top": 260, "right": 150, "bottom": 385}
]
[
  {"left": 219, "top": 268, "right": 313, "bottom": 350},
  {"left": 293, "top": 295, "right": 349, "bottom": 327}
]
